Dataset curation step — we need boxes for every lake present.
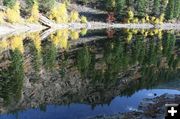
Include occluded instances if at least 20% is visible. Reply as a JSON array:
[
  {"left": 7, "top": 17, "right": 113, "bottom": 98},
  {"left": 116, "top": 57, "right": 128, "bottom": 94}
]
[{"left": 0, "top": 29, "right": 179, "bottom": 119}]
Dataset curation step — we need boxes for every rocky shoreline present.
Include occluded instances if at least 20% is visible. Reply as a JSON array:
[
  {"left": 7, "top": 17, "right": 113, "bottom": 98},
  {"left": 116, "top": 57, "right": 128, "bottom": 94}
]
[{"left": 90, "top": 94, "right": 180, "bottom": 119}]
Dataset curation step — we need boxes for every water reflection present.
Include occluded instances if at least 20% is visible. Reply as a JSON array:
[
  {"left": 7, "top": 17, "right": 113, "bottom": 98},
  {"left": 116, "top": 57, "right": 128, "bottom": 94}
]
[{"left": 0, "top": 29, "right": 179, "bottom": 118}]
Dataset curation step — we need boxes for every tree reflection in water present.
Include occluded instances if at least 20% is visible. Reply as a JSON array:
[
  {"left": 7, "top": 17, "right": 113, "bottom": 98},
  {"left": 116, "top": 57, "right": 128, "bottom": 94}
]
[{"left": 0, "top": 29, "right": 179, "bottom": 110}]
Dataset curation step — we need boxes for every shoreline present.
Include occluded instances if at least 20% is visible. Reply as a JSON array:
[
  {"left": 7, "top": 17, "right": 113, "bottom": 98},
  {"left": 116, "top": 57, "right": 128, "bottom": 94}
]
[
  {"left": 0, "top": 22, "right": 180, "bottom": 38},
  {"left": 89, "top": 93, "right": 180, "bottom": 119}
]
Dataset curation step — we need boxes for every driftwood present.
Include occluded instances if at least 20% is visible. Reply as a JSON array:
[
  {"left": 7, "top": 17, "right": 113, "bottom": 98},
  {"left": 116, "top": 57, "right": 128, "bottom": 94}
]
[{"left": 39, "top": 14, "right": 55, "bottom": 27}]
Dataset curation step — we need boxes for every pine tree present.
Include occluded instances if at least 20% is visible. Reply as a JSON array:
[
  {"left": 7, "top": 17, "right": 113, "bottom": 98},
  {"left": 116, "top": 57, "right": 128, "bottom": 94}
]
[
  {"left": 174, "top": 0, "right": 180, "bottom": 18},
  {"left": 115, "top": 0, "right": 126, "bottom": 17},
  {"left": 3, "top": 0, "right": 16, "bottom": 8},
  {"left": 137, "top": 0, "right": 147, "bottom": 17},
  {"left": 26, "top": 0, "right": 37, "bottom": 8},
  {"left": 39, "top": 0, "right": 56, "bottom": 11},
  {"left": 153, "top": 0, "right": 161, "bottom": 16},
  {"left": 165, "top": 0, "right": 175, "bottom": 20},
  {"left": 105, "top": 0, "right": 116, "bottom": 11}
]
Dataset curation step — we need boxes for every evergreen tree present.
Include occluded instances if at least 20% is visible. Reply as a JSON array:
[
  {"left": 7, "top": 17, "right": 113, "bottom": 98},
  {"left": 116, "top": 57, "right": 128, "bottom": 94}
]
[
  {"left": 126, "top": 0, "right": 135, "bottom": 7},
  {"left": 3, "top": 0, "right": 16, "bottom": 8},
  {"left": 153, "top": 0, "right": 161, "bottom": 16},
  {"left": 39, "top": 0, "right": 56, "bottom": 11},
  {"left": 137, "top": 0, "right": 147, "bottom": 17},
  {"left": 165, "top": 0, "right": 175, "bottom": 20},
  {"left": 115, "top": 0, "right": 126, "bottom": 18},
  {"left": 26, "top": 0, "right": 37, "bottom": 8},
  {"left": 174, "top": 0, "right": 180, "bottom": 18},
  {"left": 105, "top": 0, "right": 116, "bottom": 11}
]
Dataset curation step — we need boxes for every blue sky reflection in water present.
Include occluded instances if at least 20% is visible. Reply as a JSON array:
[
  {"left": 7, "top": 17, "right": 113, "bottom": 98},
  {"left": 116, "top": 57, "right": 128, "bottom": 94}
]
[
  {"left": 0, "top": 89, "right": 180, "bottom": 119},
  {"left": 0, "top": 29, "right": 179, "bottom": 119}
]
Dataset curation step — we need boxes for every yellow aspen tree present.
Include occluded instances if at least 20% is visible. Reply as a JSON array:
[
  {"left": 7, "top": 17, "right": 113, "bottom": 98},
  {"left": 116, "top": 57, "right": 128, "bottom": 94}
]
[
  {"left": 6, "top": 1, "right": 21, "bottom": 23},
  {"left": 28, "top": 1, "right": 39, "bottom": 23}
]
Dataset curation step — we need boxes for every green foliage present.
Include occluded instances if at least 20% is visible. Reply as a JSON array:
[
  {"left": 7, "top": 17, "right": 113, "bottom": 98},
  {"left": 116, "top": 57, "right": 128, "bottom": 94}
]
[
  {"left": 153, "top": 0, "right": 161, "bottom": 16},
  {"left": 0, "top": 49, "right": 24, "bottom": 105},
  {"left": 3, "top": 0, "right": 16, "bottom": 8},
  {"left": 105, "top": 0, "right": 116, "bottom": 11},
  {"left": 137, "top": 0, "right": 147, "bottom": 17},
  {"left": 174, "top": 0, "right": 180, "bottom": 18},
  {"left": 77, "top": 46, "right": 91, "bottom": 74},
  {"left": 81, "top": 16, "right": 88, "bottom": 23},
  {"left": 115, "top": 0, "right": 126, "bottom": 17},
  {"left": 43, "top": 42, "right": 57, "bottom": 70},
  {"left": 39, "top": 0, "right": 56, "bottom": 11},
  {"left": 166, "top": 0, "right": 175, "bottom": 20},
  {"left": 25, "top": 0, "right": 37, "bottom": 8},
  {"left": 79, "top": 0, "right": 89, "bottom": 5}
]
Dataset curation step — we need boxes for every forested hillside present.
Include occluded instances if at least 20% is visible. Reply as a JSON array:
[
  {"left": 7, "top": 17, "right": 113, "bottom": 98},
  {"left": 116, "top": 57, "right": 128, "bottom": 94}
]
[
  {"left": 0, "top": 0, "right": 179, "bottom": 29},
  {"left": 76, "top": 0, "right": 180, "bottom": 21}
]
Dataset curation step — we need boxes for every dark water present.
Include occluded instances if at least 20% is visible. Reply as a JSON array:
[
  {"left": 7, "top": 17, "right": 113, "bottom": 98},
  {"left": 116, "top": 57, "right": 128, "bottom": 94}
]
[{"left": 0, "top": 29, "right": 179, "bottom": 119}]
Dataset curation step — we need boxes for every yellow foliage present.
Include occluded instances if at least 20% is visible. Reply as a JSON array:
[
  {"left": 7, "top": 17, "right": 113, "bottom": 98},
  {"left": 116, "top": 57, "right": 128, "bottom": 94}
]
[
  {"left": 70, "top": 10, "right": 79, "bottom": 22},
  {"left": 49, "top": 3, "right": 68, "bottom": 23},
  {"left": 49, "top": 7, "right": 58, "bottom": 20},
  {"left": 29, "top": 32, "right": 41, "bottom": 53},
  {"left": 149, "top": 31, "right": 154, "bottom": 36},
  {"left": 64, "top": 0, "right": 71, "bottom": 6},
  {"left": 0, "top": 11, "right": 5, "bottom": 23},
  {"left": 28, "top": 2, "right": 39, "bottom": 23},
  {"left": 128, "top": 10, "right": 134, "bottom": 19},
  {"left": 127, "top": 33, "right": 133, "bottom": 43},
  {"left": 132, "top": 29, "right": 138, "bottom": 34},
  {"left": 80, "top": 29, "right": 88, "bottom": 36},
  {"left": 6, "top": 1, "right": 21, "bottom": 23},
  {"left": 50, "top": 29, "right": 69, "bottom": 49},
  {"left": 158, "top": 30, "right": 163, "bottom": 39},
  {"left": 0, "top": 40, "right": 8, "bottom": 50},
  {"left": 154, "top": 29, "right": 159, "bottom": 35},
  {"left": 140, "top": 29, "right": 145, "bottom": 34},
  {"left": 60, "top": 35, "right": 68, "bottom": 49},
  {"left": 81, "top": 16, "right": 87, "bottom": 23},
  {"left": 10, "top": 36, "right": 24, "bottom": 53},
  {"left": 154, "top": 18, "right": 160, "bottom": 24},
  {"left": 141, "top": 18, "right": 146, "bottom": 23},
  {"left": 145, "top": 14, "right": 150, "bottom": 22},
  {"left": 70, "top": 30, "right": 79, "bottom": 40},
  {"left": 151, "top": 16, "right": 156, "bottom": 22},
  {"left": 133, "top": 18, "right": 138, "bottom": 23},
  {"left": 144, "top": 31, "right": 148, "bottom": 37},
  {"left": 159, "top": 13, "right": 165, "bottom": 24}
]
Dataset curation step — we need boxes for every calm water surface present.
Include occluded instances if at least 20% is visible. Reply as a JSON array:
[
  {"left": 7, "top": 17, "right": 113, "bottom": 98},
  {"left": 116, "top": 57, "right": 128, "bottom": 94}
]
[{"left": 0, "top": 29, "right": 179, "bottom": 119}]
